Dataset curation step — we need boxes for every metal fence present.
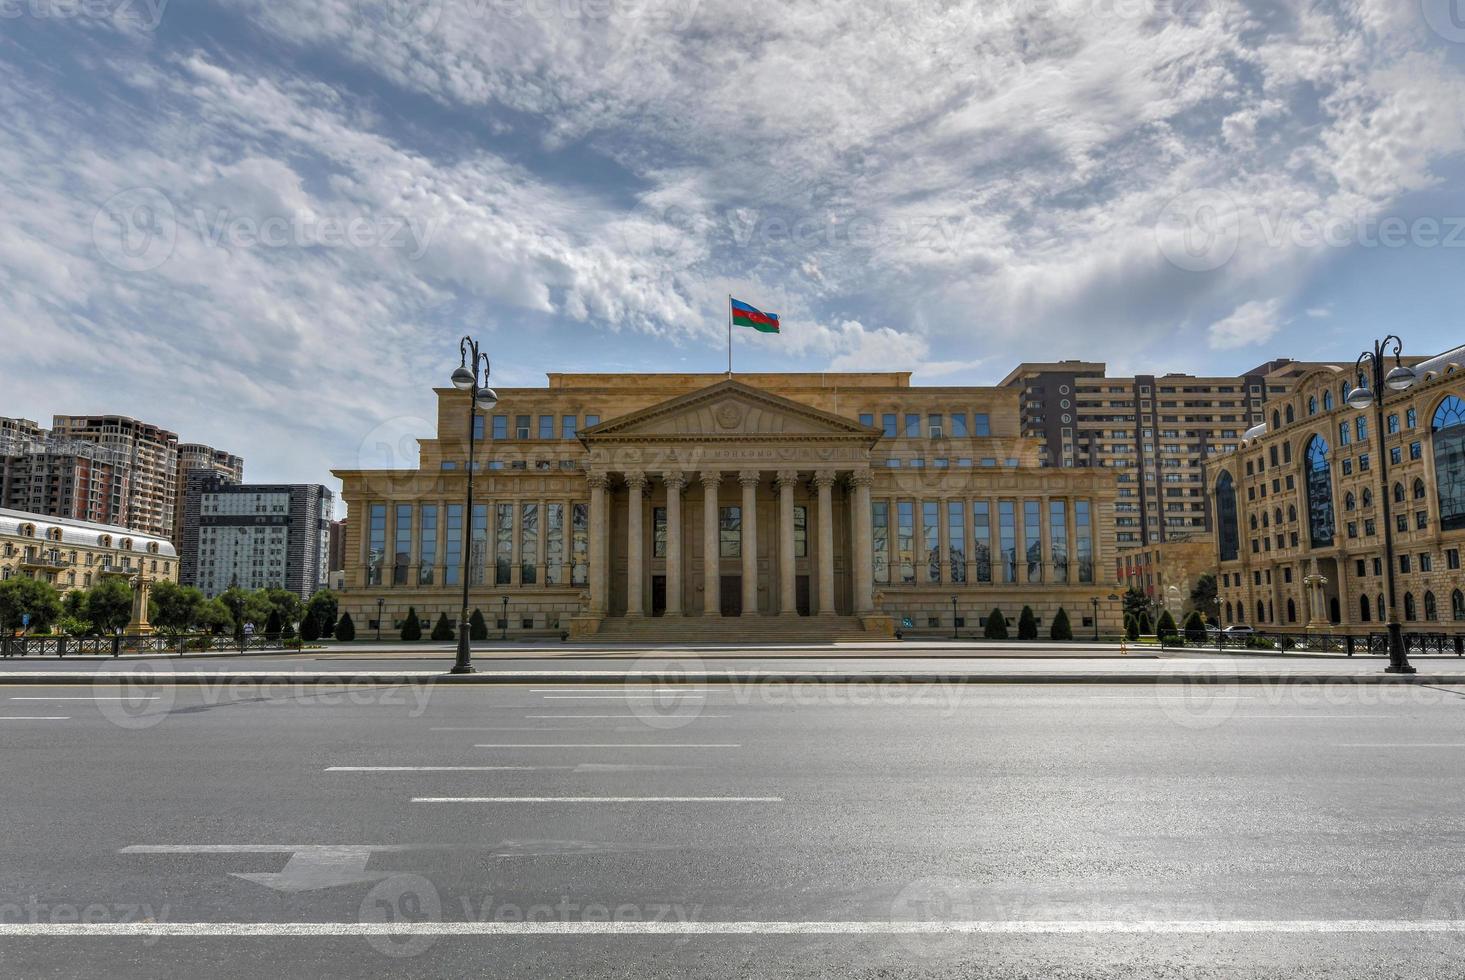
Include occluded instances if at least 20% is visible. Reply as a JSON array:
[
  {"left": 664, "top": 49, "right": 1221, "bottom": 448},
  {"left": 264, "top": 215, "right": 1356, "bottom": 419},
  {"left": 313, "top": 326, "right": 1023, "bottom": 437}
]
[
  {"left": 1158, "top": 629, "right": 1465, "bottom": 656},
  {"left": 0, "top": 634, "right": 292, "bottom": 658}
]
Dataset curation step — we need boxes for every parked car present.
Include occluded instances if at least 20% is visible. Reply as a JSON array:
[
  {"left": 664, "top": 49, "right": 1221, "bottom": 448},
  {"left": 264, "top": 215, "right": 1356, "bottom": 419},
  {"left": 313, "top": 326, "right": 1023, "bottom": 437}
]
[{"left": 1223, "top": 625, "right": 1255, "bottom": 635}]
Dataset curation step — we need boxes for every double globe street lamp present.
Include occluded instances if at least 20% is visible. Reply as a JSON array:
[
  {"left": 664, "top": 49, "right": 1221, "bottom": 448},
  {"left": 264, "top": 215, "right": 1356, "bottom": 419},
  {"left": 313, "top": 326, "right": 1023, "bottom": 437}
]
[
  {"left": 449, "top": 335, "right": 498, "bottom": 674},
  {"left": 1345, "top": 335, "right": 1417, "bottom": 675}
]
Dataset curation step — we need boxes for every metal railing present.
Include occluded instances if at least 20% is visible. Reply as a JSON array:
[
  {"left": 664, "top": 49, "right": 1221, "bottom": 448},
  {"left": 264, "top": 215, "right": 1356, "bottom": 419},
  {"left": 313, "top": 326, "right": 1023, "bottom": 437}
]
[
  {"left": 0, "top": 633, "right": 292, "bottom": 658},
  {"left": 1157, "top": 629, "right": 1465, "bottom": 656}
]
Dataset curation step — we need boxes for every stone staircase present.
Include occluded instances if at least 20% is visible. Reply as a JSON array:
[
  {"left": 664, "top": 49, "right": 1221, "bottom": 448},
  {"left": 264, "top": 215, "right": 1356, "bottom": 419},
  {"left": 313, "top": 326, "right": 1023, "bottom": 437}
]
[{"left": 591, "top": 614, "right": 877, "bottom": 644}]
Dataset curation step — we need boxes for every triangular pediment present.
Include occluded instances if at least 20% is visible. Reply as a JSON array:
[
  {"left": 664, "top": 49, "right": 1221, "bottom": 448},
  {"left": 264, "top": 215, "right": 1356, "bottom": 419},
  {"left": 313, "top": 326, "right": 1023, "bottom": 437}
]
[{"left": 581, "top": 380, "right": 880, "bottom": 442}]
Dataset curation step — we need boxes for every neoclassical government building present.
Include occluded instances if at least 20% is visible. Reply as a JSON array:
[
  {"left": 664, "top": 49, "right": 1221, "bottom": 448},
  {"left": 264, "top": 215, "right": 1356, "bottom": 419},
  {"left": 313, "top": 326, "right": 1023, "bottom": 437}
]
[
  {"left": 333, "top": 373, "right": 1122, "bottom": 639},
  {"left": 1206, "top": 345, "right": 1465, "bottom": 633}
]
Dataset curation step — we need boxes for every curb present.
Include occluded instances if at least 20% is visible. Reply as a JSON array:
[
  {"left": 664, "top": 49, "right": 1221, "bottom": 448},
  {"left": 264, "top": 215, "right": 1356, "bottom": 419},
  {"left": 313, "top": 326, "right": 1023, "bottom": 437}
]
[{"left": 3, "top": 671, "right": 1464, "bottom": 686}]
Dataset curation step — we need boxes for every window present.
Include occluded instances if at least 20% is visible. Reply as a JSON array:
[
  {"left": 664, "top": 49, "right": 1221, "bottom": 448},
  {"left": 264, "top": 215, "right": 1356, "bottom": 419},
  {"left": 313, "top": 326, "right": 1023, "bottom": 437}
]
[
  {"left": 473, "top": 415, "right": 485, "bottom": 440},
  {"left": 1434, "top": 395, "right": 1465, "bottom": 530},
  {"left": 971, "top": 413, "right": 991, "bottom": 437},
  {"left": 897, "top": 502, "right": 916, "bottom": 584},
  {"left": 1404, "top": 592, "right": 1417, "bottom": 621},
  {"left": 1075, "top": 499, "right": 1093, "bottom": 583},
  {"left": 720, "top": 506, "right": 741, "bottom": 558},
  {"left": 924, "top": 502, "right": 941, "bottom": 582},
  {"left": 1388, "top": 413, "right": 1400, "bottom": 434},
  {"left": 859, "top": 413, "right": 874, "bottom": 428},
  {"left": 882, "top": 413, "right": 898, "bottom": 437},
  {"left": 492, "top": 503, "right": 510, "bottom": 585},
  {"left": 653, "top": 506, "right": 667, "bottom": 559},
  {"left": 1454, "top": 589, "right": 1465, "bottom": 621},
  {"left": 947, "top": 502, "right": 966, "bottom": 583},
  {"left": 444, "top": 504, "right": 462, "bottom": 586},
  {"left": 1411, "top": 440, "right": 1423, "bottom": 460},
  {"left": 1420, "top": 553, "right": 1433, "bottom": 572},
  {"left": 999, "top": 501, "right": 1017, "bottom": 583},
  {"left": 1391, "top": 447, "right": 1403, "bottom": 465},
  {"left": 794, "top": 505, "right": 807, "bottom": 558},
  {"left": 545, "top": 503, "right": 564, "bottom": 585},
  {"left": 584, "top": 414, "right": 600, "bottom": 428},
  {"left": 1356, "top": 416, "right": 1367, "bottom": 441},
  {"left": 1049, "top": 500, "right": 1068, "bottom": 583},
  {"left": 928, "top": 414, "right": 943, "bottom": 439},
  {"left": 515, "top": 415, "right": 530, "bottom": 439},
  {"left": 1323, "top": 391, "right": 1333, "bottom": 411},
  {"left": 562, "top": 416, "right": 578, "bottom": 440},
  {"left": 1400, "top": 554, "right": 1411, "bottom": 574},
  {"left": 904, "top": 414, "right": 920, "bottom": 437},
  {"left": 1216, "top": 472, "right": 1239, "bottom": 562},
  {"left": 1407, "top": 408, "right": 1418, "bottom": 428},
  {"left": 950, "top": 413, "right": 968, "bottom": 437},
  {"left": 872, "top": 501, "right": 890, "bottom": 585},
  {"left": 972, "top": 501, "right": 991, "bottom": 583},
  {"left": 492, "top": 415, "right": 507, "bottom": 440},
  {"left": 393, "top": 504, "right": 412, "bottom": 585},
  {"left": 367, "top": 504, "right": 386, "bottom": 585},
  {"left": 572, "top": 502, "right": 589, "bottom": 586},
  {"left": 1304, "top": 435, "right": 1335, "bottom": 548},
  {"left": 1449, "top": 549, "right": 1460, "bottom": 570},
  {"left": 1338, "top": 421, "right": 1350, "bottom": 446}
]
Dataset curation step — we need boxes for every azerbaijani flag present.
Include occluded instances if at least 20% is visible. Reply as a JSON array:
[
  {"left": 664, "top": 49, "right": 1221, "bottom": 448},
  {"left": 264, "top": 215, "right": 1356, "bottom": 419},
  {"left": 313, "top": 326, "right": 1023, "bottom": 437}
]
[{"left": 730, "top": 298, "right": 780, "bottom": 334}]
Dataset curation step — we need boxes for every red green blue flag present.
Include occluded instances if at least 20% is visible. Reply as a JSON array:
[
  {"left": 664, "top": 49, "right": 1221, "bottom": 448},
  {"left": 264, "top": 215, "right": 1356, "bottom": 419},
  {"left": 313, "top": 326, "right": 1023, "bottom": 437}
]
[{"left": 730, "top": 298, "right": 779, "bottom": 334}]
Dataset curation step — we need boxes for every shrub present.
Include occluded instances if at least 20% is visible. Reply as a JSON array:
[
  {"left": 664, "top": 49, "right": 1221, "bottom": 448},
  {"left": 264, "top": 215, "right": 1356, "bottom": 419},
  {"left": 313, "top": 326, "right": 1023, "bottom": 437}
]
[
  {"left": 1156, "top": 609, "right": 1177, "bottom": 639},
  {"left": 1125, "top": 614, "right": 1139, "bottom": 641},
  {"left": 1137, "top": 611, "right": 1153, "bottom": 636},
  {"left": 335, "top": 612, "right": 356, "bottom": 641},
  {"left": 469, "top": 609, "right": 488, "bottom": 641},
  {"left": 401, "top": 607, "right": 422, "bottom": 641},
  {"left": 1017, "top": 606, "right": 1038, "bottom": 641},
  {"left": 1183, "top": 611, "right": 1206, "bottom": 644},
  {"left": 300, "top": 615, "right": 320, "bottom": 643},
  {"left": 1049, "top": 607, "right": 1072, "bottom": 641},
  {"left": 264, "top": 609, "right": 283, "bottom": 641},
  {"left": 983, "top": 608, "right": 1008, "bottom": 640},
  {"left": 1245, "top": 635, "right": 1276, "bottom": 650},
  {"left": 431, "top": 613, "right": 455, "bottom": 641}
]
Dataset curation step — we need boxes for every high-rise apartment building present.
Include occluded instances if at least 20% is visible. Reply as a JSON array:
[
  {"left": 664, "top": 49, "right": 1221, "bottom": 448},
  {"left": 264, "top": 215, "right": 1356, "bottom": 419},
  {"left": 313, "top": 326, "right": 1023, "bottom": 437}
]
[
  {"left": 173, "top": 443, "right": 245, "bottom": 548},
  {"left": 188, "top": 477, "right": 333, "bottom": 600},
  {"left": 50, "top": 415, "right": 180, "bottom": 539},
  {"left": 0, "top": 422, "right": 131, "bottom": 526},
  {"left": 1000, "top": 359, "right": 1328, "bottom": 548}
]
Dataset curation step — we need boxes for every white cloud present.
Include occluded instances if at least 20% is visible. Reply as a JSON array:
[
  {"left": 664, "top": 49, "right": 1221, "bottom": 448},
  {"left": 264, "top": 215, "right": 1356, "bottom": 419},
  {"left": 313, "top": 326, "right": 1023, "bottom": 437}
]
[{"left": 1208, "top": 298, "right": 1286, "bottom": 350}]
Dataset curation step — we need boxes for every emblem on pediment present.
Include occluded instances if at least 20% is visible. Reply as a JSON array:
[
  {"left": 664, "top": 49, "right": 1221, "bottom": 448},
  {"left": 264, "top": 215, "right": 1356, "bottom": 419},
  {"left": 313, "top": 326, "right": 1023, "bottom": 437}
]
[{"left": 715, "top": 404, "right": 743, "bottom": 429}]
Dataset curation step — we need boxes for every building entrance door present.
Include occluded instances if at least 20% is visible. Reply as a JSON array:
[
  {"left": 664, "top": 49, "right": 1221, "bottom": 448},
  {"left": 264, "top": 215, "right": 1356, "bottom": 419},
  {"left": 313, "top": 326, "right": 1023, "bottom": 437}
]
[
  {"left": 796, "top": 575, "right": 811, "bottom": 616},
  {"left": 651, "top": 576, "right": 666, "bottom": 617},
  {"left": 720, "top": 575, "right": 741, "bottom": 617}
]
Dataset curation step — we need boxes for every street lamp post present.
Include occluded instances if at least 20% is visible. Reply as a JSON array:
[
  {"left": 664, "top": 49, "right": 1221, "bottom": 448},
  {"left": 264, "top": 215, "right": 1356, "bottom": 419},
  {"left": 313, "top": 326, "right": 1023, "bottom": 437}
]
[
  {"left": 1090, "top": 596, "right": 1100, "bottom": 642},
  {"left": 450, "top": 335, "right": 499, "bottom": 675},
  {"left": 1346, "top": 335, "right": 1418, "bottom": 675},
  {"left": 950, "top": 595, "right": 958, "bottom": 640},
  {"left": 500, "top": 595, "right": 509, "bottom": 642},
  {"left": 376, "top": 597, "right": 384, "bottom": 642}
]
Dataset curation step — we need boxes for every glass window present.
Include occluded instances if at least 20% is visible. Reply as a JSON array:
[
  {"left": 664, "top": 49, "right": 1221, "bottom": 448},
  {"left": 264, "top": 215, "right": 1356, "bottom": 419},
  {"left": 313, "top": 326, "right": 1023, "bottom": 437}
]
[
  {"left": 719, "top": 506, "right": 741, "bottom": 558},
  {"left": 950, "top": 413, "right": 968, "bottom": 437},
  {"left": 492, "top": 415, "right": 508, "bottom": 440},
  {"left": 972, "top": 501, "right": 991, "bottom": 583},
  {"left": 928, "top": 414, "right": 943, "bottom": 438},
  {"left": 999, "top": 501, "right": 1017, "bottom": 583},
  {"left": 905, "top": 414, "right": 921, "bottom": 437},
  {"left": 393, "top": 504, "right": 412, "bottom": 585},
  {"left": 1387, "top": 413, "right": 1400, "bottom": 434},
  {"left": 1024, "top": 499, "right": 1042, "bottom": 583},
  {"left": 1356, "top": 416, "right": 1367, "bottom": 441},
  {"left": 515, "top": 415, "right": 531, "bottom": 438},
  {"left": 1305, "top": 435, "right": 1335, "bottom": 548},
  {"left": 571, "top": 502, "right": 589, "bottom": 586},
  {"left": 584, "top": 414, "right": 600, "bottom": 428},
  {"left": 1049, "top": 500, "right": 1068, "bottom": 583},
  {"left": 473, "top": 415, "right": 485, "bottom": 441},
  {"left": 538, "top": 416, "right": 554, "bottom": 439},
  {"left": 881, "top": 413, "right": 898, "bottom": 437},
  {"left": 1216, "top": 472, "right": 1239, "bottom": 562},
  {"left": 1339, "top": 421, "right": 1350, "bottom": 446},
  {"left": 520, "top": 503, "right": 539, "bottom": 584},
  {"left": 419, "top": 505, "right": 437, "bottom": 584},
  {"left": 897, "top": 501, "right": 916, "bottom": 584},
  {"left": 545, "top": 503, "right": 563, "bottom": 585},
  {"left": 947, "top": 502, "right": 965, "bottom": 583},
  {"left": 367, "top": 503, "right": 386, "bottom": 586},
  {"left": 859, "top": 412, "right": 874, "bottom": 428},
  {"left": 872, "top": 501, "right": 890, "bottom": 584},
  {"left": 562, "top": 416, "right": 577, "bottom": 440},
  {"left": 444, "top": 504, "right": 462, "bottom": 586},
  {"left": 492, "top": 503, "right": 510, "bottom": 585},
  {"left": 653, "top": 506, "right": 667, "bottom": 558},
  {"left": 971, "top": 413, "right": 991, "bottom": 437},
  {"left": 794, "top": 505, "right": 807, "bottom": 558},
  {"left": 924, "top": 501, "right": 940, "bottom": 583},
  {"left": 1075, "top": 499, "right": 1093, "bottom": 583}
]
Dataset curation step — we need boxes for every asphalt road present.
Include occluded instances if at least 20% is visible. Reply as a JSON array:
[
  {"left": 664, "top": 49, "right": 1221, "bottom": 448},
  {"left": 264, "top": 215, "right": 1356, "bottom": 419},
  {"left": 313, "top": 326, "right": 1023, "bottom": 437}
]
[{"left": 3, "top": 681, "right": 1465, "bottom": 977}]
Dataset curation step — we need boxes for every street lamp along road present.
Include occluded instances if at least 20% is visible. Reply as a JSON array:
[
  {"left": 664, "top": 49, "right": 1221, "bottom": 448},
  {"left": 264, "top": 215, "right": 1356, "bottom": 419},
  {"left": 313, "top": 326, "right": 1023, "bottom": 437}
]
[
  {"left": 451, "top": 335, "right": 498, "bottom": 675},
  {"left": 1346, "top": 335, "right": 1417, "bottom": 675},
  {"left": 376, "top": 597, "right": 384, "bottom": 642},
  {"left": 950, "top": 595, "right": 958, "bottom": 639},
  {"left": 500, "top": 595, "right": 509, "bottom": 642}
]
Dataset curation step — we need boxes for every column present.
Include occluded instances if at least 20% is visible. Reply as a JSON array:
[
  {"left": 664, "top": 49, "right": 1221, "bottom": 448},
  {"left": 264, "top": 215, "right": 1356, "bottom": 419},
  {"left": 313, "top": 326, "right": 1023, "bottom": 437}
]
[
  {"left": 625, "top": 471, "right": 647, "bottom": 618},
  {"left": 739, "top": 470, "right": 761, "bottom": 616},
  {"left": 663, "top": 472, "right": 685, "bottom": 616},
  {"left": 700, "top": 471, "right": 721, "bottom": 616},
  {"left": 814, "top": 471, "right": 837, "bottom": 616},
  {"left": 775, "top": 470, "right": 800, "bottom": 616},
  {"left": 587, "top": 473, "right": 609, "bottom": 615},
  {"left": 849, "top": 472, "right": 874, "bottom": 614}
]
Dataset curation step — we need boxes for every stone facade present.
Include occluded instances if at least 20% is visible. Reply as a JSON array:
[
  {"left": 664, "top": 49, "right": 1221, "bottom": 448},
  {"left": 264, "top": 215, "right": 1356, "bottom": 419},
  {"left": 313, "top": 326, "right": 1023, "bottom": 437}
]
[
  {"left": 1206, "top": 346, "right": 1465, "bottom": 633},
  {"left": 332, "top": 373, "right": 1123, "bottom": 639}
]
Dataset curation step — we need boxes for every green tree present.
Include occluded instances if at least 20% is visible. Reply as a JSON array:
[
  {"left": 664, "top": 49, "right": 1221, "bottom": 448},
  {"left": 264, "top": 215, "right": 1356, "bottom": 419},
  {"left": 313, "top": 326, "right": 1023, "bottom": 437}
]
[
  {"left": 1049, "top": 607, "right": 1073, "bottom": 641},
  {"left": 1188, "top": 573, "right": 1219, "bottom": 621},
  {"left": 305, "top": 590, "right": 338, "bottom": 637},
  {"left": 1124, "top": 614, "right": 1139, "bottom": 641},
  {"left": 217, "top": 585, "right": 251, "bottom": 637},
  {"left": 431, "top": 612, "right": 455, "bottom": 641},
  {"left": 150, "top": 581, "right": 206, "bottom": 634},
  {"left": 1136, "top": 610, "right": 1153, "bottom": 636},
  {"left": 335, "top": 611, "right": 356, "bottom": 641},
  {"left": 199, "top": 598, "right": 233, "bottom": 635},
  {"left": 1183, "top": 610, "right": 1207, "bottom": 643},
  {"left": 469, "top": 609, "right": 488, "bottom": 641},
  {"left": 62, "top": 589, "right": 88, "bottom": 621},
  {"left": 1156, "top": 609, "right": 1178, "bottom": 639},
  {"left": 264, "top": 609, "right": 283, "bottom": 640},
  {"left": 983, "top": 607, "right": 1008, "bottom": 639},
  {"left": 85, "top": 577, "right": 134, "bottom": 634},
  {"left": 401, "top": 606, "right": 422, "bottom": 641},
  {"left": 1017, "top": 605, "right": 1038, "bottom": 641},
  {"left": 0, "top": 577, "right": 63, "bottom": 633},
  {"left": 256, "top": 589, "right": 303, "bottom": 636},
  {"left": 1122, "top": 587, "right": 1150, "bottom": 623},
  {"left": 300, "top": 614, "right": 320, "bottom": 642}
]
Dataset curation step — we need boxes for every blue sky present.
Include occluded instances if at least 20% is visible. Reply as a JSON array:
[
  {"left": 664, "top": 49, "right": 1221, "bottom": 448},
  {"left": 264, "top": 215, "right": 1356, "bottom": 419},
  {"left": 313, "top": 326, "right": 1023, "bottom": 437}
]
[{"left": 2, "top": 0, "right": 1464, "bottom": 493}]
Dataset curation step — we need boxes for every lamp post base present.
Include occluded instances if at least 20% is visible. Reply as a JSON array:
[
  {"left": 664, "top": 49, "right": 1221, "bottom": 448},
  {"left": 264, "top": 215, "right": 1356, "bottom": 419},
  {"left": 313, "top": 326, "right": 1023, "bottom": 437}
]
[
  {"left": 451, "top": 627, "right": 474, "bottom": 673},
  {"left": 1384, "top": 663, "right": 1417, "bottom": 675}
]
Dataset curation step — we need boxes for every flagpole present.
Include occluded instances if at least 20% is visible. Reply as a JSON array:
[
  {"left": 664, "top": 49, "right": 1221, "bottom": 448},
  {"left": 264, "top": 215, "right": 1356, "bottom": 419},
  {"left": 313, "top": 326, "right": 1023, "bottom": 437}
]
[{"left": 726, "top": 294, "right": 733, "bottom": 376}]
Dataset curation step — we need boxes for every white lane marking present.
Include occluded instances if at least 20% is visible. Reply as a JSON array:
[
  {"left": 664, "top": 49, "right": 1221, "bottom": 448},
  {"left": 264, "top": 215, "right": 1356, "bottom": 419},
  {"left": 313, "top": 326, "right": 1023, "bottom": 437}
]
[
  {"left": 528, "top": 689, "right": 704, "bottom": 694},
  {"left": 412, "top": 796, "right": 782, "bottom": 803},
  {"left": 7, "top": 919, "right": 1465, "bottom": 937},
  {"left": 541, "top": 696, "right": 706, "bottom": 700},
  {"left": 474, "top": 744, "right": 739, "bottom": 748},
  {"left": 1337, "top": 743, "right": 1465, "bottom": 748},
  {"left": 1086, "top": 696, "right": 1257, "bottom": 700},
  {"left": 526, "top": 715, "right": 731, "bottom": 719},
  {"left": 1244, "top": 715, "right": 1388, "bottom": 719},
  {"left": 0, "top": 716, "right": 70, "bottom": 720},
  {"left": 11, "top": 696, "right": 160, "bottom": 701},
  {"left": 326, "top": 766, "right": 542, "bottom": 772}
]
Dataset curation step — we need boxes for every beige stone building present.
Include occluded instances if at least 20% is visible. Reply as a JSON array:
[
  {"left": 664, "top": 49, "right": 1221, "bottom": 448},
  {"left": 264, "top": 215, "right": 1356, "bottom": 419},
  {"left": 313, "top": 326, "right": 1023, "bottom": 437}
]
[
  {"left": 0, "top": 507, "right": 178, "bottom": 596},
  {"left": 1206, "top": 345, "right": 1465, "bottom": 633},
  {"left": 332, "top": 373, "right": 1122, "bottom": 640}
]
